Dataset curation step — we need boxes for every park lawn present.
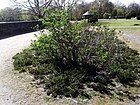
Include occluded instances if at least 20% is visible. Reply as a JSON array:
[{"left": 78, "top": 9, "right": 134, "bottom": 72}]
[
  {"left": 98, "top": 19, "right": 140, "bottom": 32},
  {"left": 98, "top": 19, "right": 140, "bottom": 26}
]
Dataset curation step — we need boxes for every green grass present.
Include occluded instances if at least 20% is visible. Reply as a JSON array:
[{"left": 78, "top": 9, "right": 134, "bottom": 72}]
[
  {"left": 98, "top": 19, "right": 140, "bottom": 26},
  {"left": 98, "top": 19, "right": 140, "bottom": 32}
]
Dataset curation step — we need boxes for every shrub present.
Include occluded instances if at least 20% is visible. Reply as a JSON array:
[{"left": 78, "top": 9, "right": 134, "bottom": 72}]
[
  {"left": 46, "top": 68, "right": 87, "bottom": 98},
  {"left": 13, "top": 49, "right": 34, "bottom": 72},
  {"left": 125, "top": 13, "right": 131, "bottom": 19},
  {"left": 13, "top": 9, "right": 140, "bottom": 98},
  {"left": 88, "top": 17, "right": 98, "bottom": 23},
  {"left": 137, "top": 15, "right": 140, "bottom": 20},
  {"left": 103, "top": 13, "right": 111, "bottom": 19}
]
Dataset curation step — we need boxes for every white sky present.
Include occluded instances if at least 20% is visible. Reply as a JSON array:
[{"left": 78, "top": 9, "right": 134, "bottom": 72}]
[
  {"left": 0, "top": 0, "right": 11, "bottom": 9},
  {"left": 109, "top": 0, "right": 140, "bottom": 6},
  {"left": 0, "top": 0, "right": 140, "bottom": 9},
  {"left": 86, "top": 0, "right": 140, "bottom": 6}
]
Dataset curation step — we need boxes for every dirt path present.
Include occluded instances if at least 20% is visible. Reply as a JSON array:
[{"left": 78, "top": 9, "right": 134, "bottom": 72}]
[{"left": 0, "top": 32, "right": 47, "bottom": 105}]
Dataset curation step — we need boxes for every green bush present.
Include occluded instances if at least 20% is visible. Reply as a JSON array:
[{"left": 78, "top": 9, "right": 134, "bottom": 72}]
[
  {"left": 13, "top": 9, "right": 140, "bottom": 98},
  {"left": 46, "top": 68, "right": 87, "bottom": 98},
  {"left": 137, "top": 15, "right": 140, "bottom": 20},
  {"left": 103, "top": 13, "right": 111, "bottom": 19},
  {"left": 13, "top": 49, "right": 34, "bottom": 72},
  {"left": 125, "top": 13, "right": 131, "bottom": 19}
]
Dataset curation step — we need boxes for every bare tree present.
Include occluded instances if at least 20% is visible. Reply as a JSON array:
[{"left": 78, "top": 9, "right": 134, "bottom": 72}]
[
  {"left": 11, "top": 0, "right": 52, "bottom": 18},
  {"left": 128, "top": 2, "right": 140, "bottom": 17},
  {"left": 51, "top": 0, "right": 76, "bottom": 10}
]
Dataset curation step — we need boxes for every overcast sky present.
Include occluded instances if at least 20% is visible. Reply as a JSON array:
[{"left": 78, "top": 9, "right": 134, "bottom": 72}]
[
  {"left": 86, "top": 0, "right": 140, "bottom": 6},
  {"left": 0, "top": 0, "right": 10, "bottom": 9},
  {"left": 0, "top": 0, "right": 140, "bottom": 9}
]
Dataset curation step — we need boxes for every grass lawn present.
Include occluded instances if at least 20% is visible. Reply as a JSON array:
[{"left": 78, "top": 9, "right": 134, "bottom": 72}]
[
  {"left": 98, "top": 18, "right": 140, "bottom": 26},
  {"left": 98, "top": 18, "right": 140, "bottom": 33}
]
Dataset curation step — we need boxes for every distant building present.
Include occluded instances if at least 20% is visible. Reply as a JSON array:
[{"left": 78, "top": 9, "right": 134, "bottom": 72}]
[
  {"left": 83, "top": 11, "right": 98, "bottom": 23},
  {"left": 83, "top": 11, "right": 93, "bottom": 19}
]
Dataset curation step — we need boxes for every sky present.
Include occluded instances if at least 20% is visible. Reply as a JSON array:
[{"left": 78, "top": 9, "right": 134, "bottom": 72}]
[
  {"left": 86, "top": 0, "right": 140, "bottom": 6},
  {"left": 108, "top": 0, "right": 140, "bottom": 6},
  {"left": 0, "top": 0, "right": 11, "bottom": 9},
  {"left": 0, "top": 0, "right": 140, "bottom": 9}
]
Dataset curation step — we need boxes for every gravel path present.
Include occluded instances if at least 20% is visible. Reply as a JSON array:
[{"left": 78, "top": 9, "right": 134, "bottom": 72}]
[{"left": 0, "top": 32, "right": 47, "bottom": 105}]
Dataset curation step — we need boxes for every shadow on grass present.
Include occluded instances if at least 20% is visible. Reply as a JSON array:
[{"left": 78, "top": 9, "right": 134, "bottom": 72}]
[{"left": 134, "top": 24, "right": 140, "bottom": 26}]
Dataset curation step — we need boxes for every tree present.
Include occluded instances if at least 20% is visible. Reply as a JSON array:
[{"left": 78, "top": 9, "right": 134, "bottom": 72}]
[
  {"left": 11, "top": 0, "right": 52, "bottom": 18},
  {"left": 93, "top": 0, "right": 105, "bottom": 18},
  {"left": 91, "top": 0, "right": 114, "bottom": 18},
  {"left": 117, "top": 8, "right": 124, "bottom": 17},
  {"left": 70, "top": 1, "right": 91, "bottom": 20},
  {"left": 0, "top": 7, "right": 21, "bottom": 21},
  {"left": 20, "top": 10, "right": 37, "bottom": 20},
  {"left": 127, "top": 3, "right": 140, "bottom": 17},
  {"left": 101, "top": 1, "right": 113, "bottom": 14},
  {"left": 112, "top": 8, "right": 117, "bottom": 17},
  {"left": 112, "top": 4, "right": 126, "bottom": 18},
  {"left": 51, "top": 0, "right": 76, "bottom": 10}
]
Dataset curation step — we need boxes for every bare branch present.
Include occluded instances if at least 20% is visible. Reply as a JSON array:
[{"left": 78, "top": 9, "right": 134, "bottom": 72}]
[{"left": 11, "top": 0, "right": 52, "bottom": 18}]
